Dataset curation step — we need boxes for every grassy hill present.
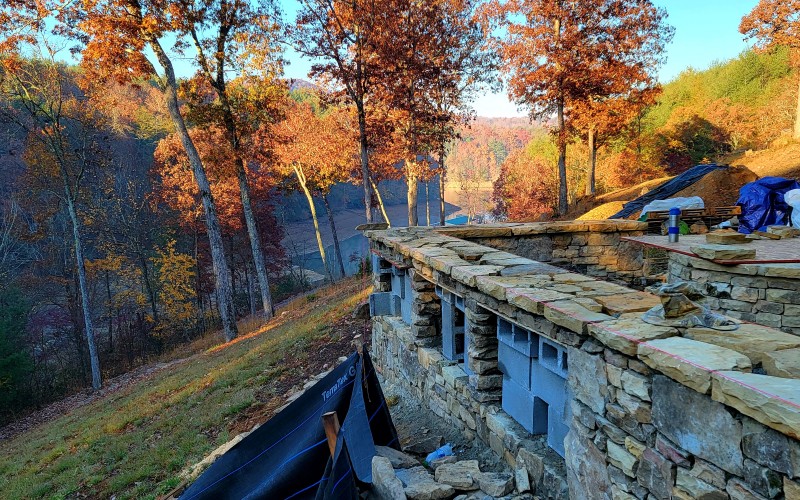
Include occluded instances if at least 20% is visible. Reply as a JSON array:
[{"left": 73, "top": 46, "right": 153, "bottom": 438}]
[{"left": 0, "top": 278, "right": 372, "bottom": 499}]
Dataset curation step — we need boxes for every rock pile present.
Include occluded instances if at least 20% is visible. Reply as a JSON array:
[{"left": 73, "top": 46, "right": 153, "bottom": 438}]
[{"left": 371, "top": 446, "right": 537, "bottom": 500}]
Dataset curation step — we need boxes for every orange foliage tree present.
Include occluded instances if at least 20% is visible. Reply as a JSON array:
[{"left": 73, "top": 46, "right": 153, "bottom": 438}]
[
  {"left": 270, "top": 100, "right": 356, "bottom": 281},
  {"left": 73, "top": 0, "right": 248, "bottom": 340},
  {"left": 482, "top": 0, "right": 672, "bottom": 212},
  {"left": 740, "top": 0, "right": 800, "bottom": 139}
]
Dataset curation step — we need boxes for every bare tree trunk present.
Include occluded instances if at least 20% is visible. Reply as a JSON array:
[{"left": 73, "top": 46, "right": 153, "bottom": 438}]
[
  {"left": 294, "top": 165, "right": 333, "bottom": 283},
  {"left": 438, "top": 151, "right": 446, "bottom": 226},
  {"left": 586, "top": 127, "right": 596, "bottom": 197},
  {"left": 64, "top": 191, "right": 101, "bottom": 390},
  {"left": 138, "top": 253, "right": 159, "bottom": 325},
  {"left": 322, "top": 194, "right": 346, "bottom": 279},
  {"left": 407, "top": 163, "right": 419, "bottom": 226},
  {"left": 105, "top": 270, "right": 113, "bottom": 354},
  {"left": 245, "top": 264, "right": 256, "bottom": 317},
  {"left": 234, "top": 161, "right": 275, "bottom": 318},
  {"left": 150, "top": 40, "right": 238, "bottom": 341},
  {"left": 425, "top": 182, "right": 430, "bottom": 226},
  {"left": 557, "top": 98, "right": 568, "bottom": 216},
  {"left": 357, "top": 102, "right": 373, "bottom": 223},
  {"left": 369, "top": 177, "right": 391, "bottom": 227}
]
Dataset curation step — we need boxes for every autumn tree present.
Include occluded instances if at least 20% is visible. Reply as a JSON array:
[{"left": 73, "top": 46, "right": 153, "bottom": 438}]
[
  {"left": 271, "top": 100, "right": 355, "bottom": 280},
  {"left": 293, "top": 0, "right": 386, "bottom": 223},
  {"left": 483, "top": 0, "right": 672, "bottom": 213},
  {"left": 174, "top": 0, "right": 285, "bottom": 321},
  {"left": 0, "top": 45, "right": 107, "bottom": 389},
  {"left": 74, "top": 0, "right": 239, "bottom": 340},
  {"left": 740, "top": 0, "right": 800, "bottom": 139}
]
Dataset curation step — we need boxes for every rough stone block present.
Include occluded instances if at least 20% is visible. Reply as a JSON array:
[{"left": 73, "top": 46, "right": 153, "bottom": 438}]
[
  {"left": 712, "top": 371, "right": 800, "bottom": 440},
  {"left": 636, "top": 448, "right": 675, "bottom": 500},
  {"left": 675, "top": 468, "right": 727, "bottom": 500},
  {"left": 685, "top": 324, "right": 800, "bottom": 366},
  {"left": 742, "top": 417, "right": 800, "bottom": 477},
  {"left": 652, "top": 375, "right": 744, "bottom": 475},
  {"left": 607, "top": 441, "right": 638, "bottom": 477},
  {"left": 638, "top": 337, "right": 752, "bottom": 394},
  {"left": 568, "top": 348, "right": 608, "bottom": 414},
  {"left": 588, "top": 316, "right": 677, "bottom": 356},
  {"left": 762, "top": 348, "right": 800, "bottom": 378},
  {"left": 544, "top": 300, "right": 615, "bottom": 334},
  {"left": 372, "top": 456, "right": 407, "bottom": 500}
]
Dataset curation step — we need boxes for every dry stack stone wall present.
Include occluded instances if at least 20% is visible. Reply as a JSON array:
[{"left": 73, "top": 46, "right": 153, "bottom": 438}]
[
  {"left": 437, "top": 221, "right": 651, "bottom": 285},
  {"left": 668, "top": 252, "right": 800, "bottom": 336},
  {"left": 365, "top": 222, "right": 800, "bottom": 500}
]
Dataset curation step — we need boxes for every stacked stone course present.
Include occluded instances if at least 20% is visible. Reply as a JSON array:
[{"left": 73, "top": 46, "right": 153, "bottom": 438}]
[
  {"left": 668, "top": 252, "right": 800, "bottom": 336},
  {"left": 366, "top": 222, "right": 800, "bottom": 499}
]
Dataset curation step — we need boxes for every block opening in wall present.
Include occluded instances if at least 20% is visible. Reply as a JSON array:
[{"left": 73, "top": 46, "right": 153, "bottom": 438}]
[
  {"left": 532, "top": 397, "right": 549, "bottom": 435},
  {"left": 437, "top": 287, "right": 468, "bottom": 363},
  {"left": 497, "top": 317, "right": 570, "bottom": 458}
]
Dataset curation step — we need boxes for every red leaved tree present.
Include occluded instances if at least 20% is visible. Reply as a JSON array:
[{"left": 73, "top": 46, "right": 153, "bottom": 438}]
[{"left": 482, "top": 0, "right": 672, "bottom": 212}]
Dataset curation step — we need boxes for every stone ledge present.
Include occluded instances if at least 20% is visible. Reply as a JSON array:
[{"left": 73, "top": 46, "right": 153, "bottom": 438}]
[
  {"left": 711, "top": 372, "right": 800, "bottom": 440},
  {"left": 638, "top": 337, "right": 752, "bottom": 394},
  {"left": 685, "top": 324, "right": 800, "bottom": 366},
  {"left": 588, "top": 316, "right": 678, "bottom": 356}
]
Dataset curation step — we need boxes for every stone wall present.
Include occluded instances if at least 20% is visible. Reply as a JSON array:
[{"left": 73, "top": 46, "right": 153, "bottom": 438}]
[
  {"left": 437, "top": 220, "right": 651, "bottom": 285},
  {"left": 667, "top": 252, "right": 800, "bottom": 336},
  {"left": 365, "top": 222, "right": 800, "bottom": 499}
]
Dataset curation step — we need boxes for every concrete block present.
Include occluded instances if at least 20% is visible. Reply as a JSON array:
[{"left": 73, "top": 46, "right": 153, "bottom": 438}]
[{"left": 370, "top": 292, "right": 392, "bottom": 317}]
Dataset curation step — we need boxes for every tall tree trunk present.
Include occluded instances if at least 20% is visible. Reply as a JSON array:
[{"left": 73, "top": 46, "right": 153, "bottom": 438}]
[
  {"left": 234, "top": 160, "right": 275, "bottom": 319},
  {"left": 356, "top": 101, "right": 373, "bottom": 223},
  {"left": 425, "top": 181, "right": 430, "bottom": 226},
  {"left": 294, "top": 165, "right": 333, "bottom": 283},
  {"left": 586, "top": 127, "right": 596, "bottom": 197},
  {"left": 149, "top": 40, "right": 238, "bottom": 341},
  {"left": 557, "top": 98, "right": 568, "bottom": 216},
  {"left": 322, "top": 193, "right": 346, "bottom": 279},
  {"left": 794, "top": 76, "right": 800, "bottom": 140},
  {"left": 407, "top": 162, "right": 419, "bottom": 226},
  {"left": 138, "top": 253, "right": 159, "bottom": 325},
  {"left": 64, "top": 190, "right": 101, "bottom": 390},
  {"left": 438, "top": 150, "right": 446, "bottom": 226},
  {"left": 245, "top": 264, "right": 256, "bottom": 317},
  {"left": 369, "top": 177, "right": 391, "bottom": 227},
  {"left": 105, "top": 270, "right": 113, "bottom": 353}
]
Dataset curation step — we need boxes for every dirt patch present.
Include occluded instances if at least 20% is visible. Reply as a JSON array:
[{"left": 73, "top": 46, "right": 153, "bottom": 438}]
[
  {"left": 672, "top": 165, "right": 758, "bottom": 208},
  {"left": 577, "top": 201, "right": 626, "bottom": 220},
  {"left": 226, "top": 309, "right": 372, "bottom": 435},
  {"left": 381, "top": 380, "right": 513, "bottom": 473},
  {"left": 725, "top": 142, "right": 800, "bottom": 180}
]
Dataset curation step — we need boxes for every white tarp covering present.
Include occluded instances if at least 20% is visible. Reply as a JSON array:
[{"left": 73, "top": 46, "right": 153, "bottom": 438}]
[
  {"left": 785, "top": 189, "right": 800, "bottom": 227},
  {"left": 640, "top": 196, "right": 705, "bottom": 219}
]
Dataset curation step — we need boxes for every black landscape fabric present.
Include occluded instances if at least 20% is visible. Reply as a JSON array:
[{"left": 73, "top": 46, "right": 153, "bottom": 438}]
[
  {"left": 610, "top": 163, "right": 726, "bottom": 219},
  {"left": 179, "top": 349, "right": 399, "bottom": 500}
]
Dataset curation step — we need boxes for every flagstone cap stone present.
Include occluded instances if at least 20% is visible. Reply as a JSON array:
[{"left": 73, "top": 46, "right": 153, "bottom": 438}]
[
  {"left": 762, "top": 348, "right": 800, "bottom": 379},
  {"left": 712, "top": 372, "right": 800, "bottom": 440},
  {"left": 685, "top": 324, "right": 800, "bottom": 366},
  {"left": 637, "top": 337, "right": 752, "bottom": 394}
]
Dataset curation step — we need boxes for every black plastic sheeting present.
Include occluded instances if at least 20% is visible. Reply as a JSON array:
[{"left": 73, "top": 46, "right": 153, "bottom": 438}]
[
  {"left": 737, "top": 176, "right": 800, "bottom": 234},
  {"left": 179, "top": 350, "right": 399, "bottom": 500},
  {"left": 610, "top": 164, "right": 727, "bottom": 219}
]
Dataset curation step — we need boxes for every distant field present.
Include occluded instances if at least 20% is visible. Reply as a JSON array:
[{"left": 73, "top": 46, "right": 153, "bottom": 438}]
[{"left": 0, "top": 278, "right": 372, "bottom": 499}]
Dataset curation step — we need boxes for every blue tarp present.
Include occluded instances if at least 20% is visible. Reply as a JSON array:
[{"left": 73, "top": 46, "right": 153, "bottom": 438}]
[{"left": 736, "top": 177, "right": 800, "bottom": 234}]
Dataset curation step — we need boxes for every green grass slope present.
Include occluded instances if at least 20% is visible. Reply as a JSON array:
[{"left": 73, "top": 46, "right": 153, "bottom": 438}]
[{"left": 0, "top": 278, "right": 371, "bottom": 499}]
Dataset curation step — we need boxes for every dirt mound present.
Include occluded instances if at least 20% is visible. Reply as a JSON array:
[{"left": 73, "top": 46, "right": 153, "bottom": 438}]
[
  {"left": 672, "top": 165, "right": 758, "bottom": 208},
  {"left": 577, "top": 201, "right": 626, "bottom": 220},
  {"left": 724, "top": 142, "right": 800, "bottom": 180}
]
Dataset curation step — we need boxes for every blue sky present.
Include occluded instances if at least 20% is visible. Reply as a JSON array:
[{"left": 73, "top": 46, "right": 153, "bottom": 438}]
[{"left": 278, "top": 0, "right": 759, "bottom": 118}]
